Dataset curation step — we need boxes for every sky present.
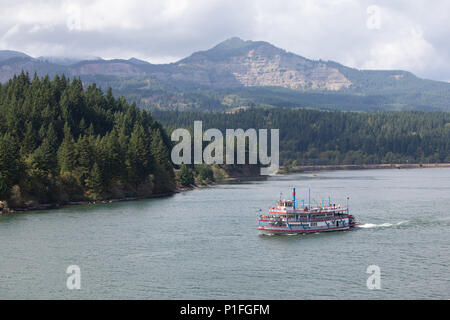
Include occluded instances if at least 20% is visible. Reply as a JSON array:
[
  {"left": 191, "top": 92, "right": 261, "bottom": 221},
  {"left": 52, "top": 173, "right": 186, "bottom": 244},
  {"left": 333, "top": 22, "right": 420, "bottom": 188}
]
[{"left": 0, "top": 0, "right": 449, "bottom": 81}]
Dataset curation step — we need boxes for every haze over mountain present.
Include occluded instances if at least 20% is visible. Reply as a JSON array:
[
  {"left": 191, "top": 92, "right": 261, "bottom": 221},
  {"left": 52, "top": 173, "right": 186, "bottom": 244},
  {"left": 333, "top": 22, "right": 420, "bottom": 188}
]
[
  {"left": 0, "top": 50, "right": 32, "bottom": 62},
  {"left": 1, "top": 37, "right": 450, "bottom": 111}
]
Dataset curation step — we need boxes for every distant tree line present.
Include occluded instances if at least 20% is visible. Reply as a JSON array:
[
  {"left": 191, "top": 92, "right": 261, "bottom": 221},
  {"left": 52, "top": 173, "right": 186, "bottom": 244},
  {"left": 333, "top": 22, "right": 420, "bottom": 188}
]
[
  {"left": 153, "top": 108, "right": 450, "bottom": 166},
  {"left": 0, "top": 72, "right": 175, "bottom": 207}
]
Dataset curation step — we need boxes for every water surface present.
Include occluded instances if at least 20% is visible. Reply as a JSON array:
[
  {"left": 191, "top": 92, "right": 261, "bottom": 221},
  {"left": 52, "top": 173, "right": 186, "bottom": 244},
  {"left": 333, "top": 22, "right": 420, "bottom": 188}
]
[{"left": 1, "top": 168, "right": 449, "bottom": 299}]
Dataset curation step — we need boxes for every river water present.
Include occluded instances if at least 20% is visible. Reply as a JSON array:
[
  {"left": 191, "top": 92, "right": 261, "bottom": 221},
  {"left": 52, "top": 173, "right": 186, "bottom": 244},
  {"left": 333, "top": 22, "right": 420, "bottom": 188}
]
[{"left": 0, "top": 168, "right": 449, "bottom": 299}]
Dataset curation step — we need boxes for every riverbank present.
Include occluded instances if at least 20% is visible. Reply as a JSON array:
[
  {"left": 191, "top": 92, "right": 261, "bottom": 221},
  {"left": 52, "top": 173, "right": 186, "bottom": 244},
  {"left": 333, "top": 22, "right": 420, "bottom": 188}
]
[
  {"left": 0, "top": 192, "right": 177, "bottom": 214},
  {"left": 0, "top": 175, "right": 268, "bottom": 214},
  {"left": 2, "top": 163, "right": 449, "bottom": 214},
  {"left": 278, "top": 163, "right": 450, "bottom": 174}
]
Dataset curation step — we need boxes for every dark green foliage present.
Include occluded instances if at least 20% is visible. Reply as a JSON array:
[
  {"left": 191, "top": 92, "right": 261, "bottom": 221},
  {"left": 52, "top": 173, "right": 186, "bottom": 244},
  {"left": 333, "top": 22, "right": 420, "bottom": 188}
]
[
  {"left": 0, "top": 172, "right": 8, "bottom": 198},
  {"left": 179, "top": 164, "right": 195, "bottom": 186},
  {"left": 57, "top": 123, "right": 75, "bottom": 173},
  {"left": 85, "top": 162, "right": 104, "bottom": 199},
  {"left": 0, "top": 133, "right": 23, "bottom": 198},
  {"left": 30, "top": 137, "right": 57, "bottom": 174},
  {"left": 154, "top": 108, "right": 450, "bottom": 166},
  {"left": 150, "top": 129, "right": 175, "bottom": 193},
  {"left": 195, "top": 164, "right": 214, "bottom": 184},
  {"left": 126, "top": 123, "right": 151, "bottom": 185},
  {"left": 21, "top": 121, "right": 37, "bottom": 156},
  {"left": 0, "top": 72, "right": 175, "bottom": 205}
]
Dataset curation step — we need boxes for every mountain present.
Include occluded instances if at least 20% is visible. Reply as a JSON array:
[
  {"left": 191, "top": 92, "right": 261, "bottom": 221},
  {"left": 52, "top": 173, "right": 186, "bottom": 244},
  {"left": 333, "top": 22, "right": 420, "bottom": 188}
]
[
  {"left": 1, "top": 38, "right": 450, "bottom": 112},
  {"left": 0, "top": 50, "right": 32, "bottom": 61},
  {"left": 36, "top": 56, "right": 103, "bottom": 66},
  {"left": 0, "top": 52, "right": 67, "bottom": 83},
  {"left": 171, "top": 37, "right": 351, "bottom": 90}
]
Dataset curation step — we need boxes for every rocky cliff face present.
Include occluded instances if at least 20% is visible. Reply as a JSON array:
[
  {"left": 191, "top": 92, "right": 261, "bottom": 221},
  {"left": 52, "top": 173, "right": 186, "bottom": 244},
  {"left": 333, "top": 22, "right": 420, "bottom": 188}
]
[{"left": 173, "top": 38, "right": 351, "bottom": 90}]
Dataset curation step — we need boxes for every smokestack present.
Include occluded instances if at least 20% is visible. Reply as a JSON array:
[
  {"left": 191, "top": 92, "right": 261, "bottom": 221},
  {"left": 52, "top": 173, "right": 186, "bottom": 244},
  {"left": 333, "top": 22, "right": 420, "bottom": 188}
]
[{"left": 292, "top": 188, "right": 296, "bottom": 209}]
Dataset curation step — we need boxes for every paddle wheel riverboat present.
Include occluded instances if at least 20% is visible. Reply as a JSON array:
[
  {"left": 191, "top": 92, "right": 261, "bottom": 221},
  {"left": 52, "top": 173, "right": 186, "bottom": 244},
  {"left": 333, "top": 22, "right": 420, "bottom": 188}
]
[{"left": 258, "top": 188, "right": 360, "bottom": 235}]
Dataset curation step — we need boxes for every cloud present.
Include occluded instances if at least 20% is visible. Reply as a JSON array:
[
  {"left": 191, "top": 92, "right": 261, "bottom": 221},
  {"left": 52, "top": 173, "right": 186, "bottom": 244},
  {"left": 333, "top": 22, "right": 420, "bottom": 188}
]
[
  {"left": 363, "top": 27, "right": 436, "bottom": 70},
  {"left": 0, "top": 0, "right": 448, "bottom": 81}
]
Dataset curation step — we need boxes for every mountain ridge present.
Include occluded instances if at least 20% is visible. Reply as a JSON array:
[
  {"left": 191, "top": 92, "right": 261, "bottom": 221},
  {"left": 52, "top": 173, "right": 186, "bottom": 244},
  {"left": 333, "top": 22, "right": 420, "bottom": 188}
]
[{"left": 1, "top": 37, "right": 449, "bottom": 111}]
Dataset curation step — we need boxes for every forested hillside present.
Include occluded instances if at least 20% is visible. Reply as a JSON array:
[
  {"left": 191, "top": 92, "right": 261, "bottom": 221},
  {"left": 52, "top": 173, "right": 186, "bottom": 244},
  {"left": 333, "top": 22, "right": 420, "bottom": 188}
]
[
  {"left": 1, "top": 72, "right": 449, "bottom": 210},
  {"left": 0, "top": 72, "right": 175, "bottom": 208},
  {"left": 154, "top": 108, "right": 450, "bottom": 166}
]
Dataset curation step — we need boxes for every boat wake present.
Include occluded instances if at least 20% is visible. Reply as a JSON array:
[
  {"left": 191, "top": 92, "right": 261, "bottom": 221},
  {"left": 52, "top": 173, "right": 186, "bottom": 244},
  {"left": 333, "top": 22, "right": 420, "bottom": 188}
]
[{"left": 359, "top": 221, "right": 409, "bottom": 229}]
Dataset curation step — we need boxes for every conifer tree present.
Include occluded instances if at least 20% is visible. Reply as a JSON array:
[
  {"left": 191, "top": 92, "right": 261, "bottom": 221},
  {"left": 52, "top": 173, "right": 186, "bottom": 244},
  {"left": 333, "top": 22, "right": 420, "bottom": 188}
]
[
  {"left": 79, "top": 118, "right": 87, "bottom": 134},
  {"left": 0, "top": 133, "right": 23, "bottom": 196},
  {"left": 58, "top": 123, "right": 75, "bottom": 173},
  {"left": 31, "top": 137, "right": 57, "bottom": 174},
  {"left": 0, "top": 172, "right": 8, "bottom": 199},
  {"left": 74, "top": 135, "right": 93, "bottom": 184},
  {"left": 103, "top": 130, "right": 123, "bottom": 181},
  {"left": 126, "top": 124, "right": 151, "bottom": 185},
  {"left": 179, "top": 164, "right": 194, "bottom": 186},
  {"left": 21, "top": 121, "right": 37, "bottom": 156},
  {"left": 85, "top": 162, "right": 103, "bottom": 199},
  {"left": 151, "top": 129, "right": 175, "bottom": 192}
]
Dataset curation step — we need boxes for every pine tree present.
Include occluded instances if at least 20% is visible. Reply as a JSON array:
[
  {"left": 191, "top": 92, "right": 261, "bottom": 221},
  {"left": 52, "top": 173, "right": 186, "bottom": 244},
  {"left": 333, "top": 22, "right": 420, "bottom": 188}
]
[
  {"left": 126, "top": 124, "right": 151, "bottom": 185},
  {"left": 0, "top": 133, "right": 23, "bottom": 199},
  {"left": 179, "top": 164, "right": 194, "bottom": 186},
  {"left": 74, "top": 135, "right": 93, "bottom": 184},
  {"left": 0, "top": 172, "right": 8, "bottom": 199},
  {"left": 103, "top": 130, "right": 124, "bottom": 181},
  {"left": 20, "top": 121, "right": 37, "bottom": 156},
  {"left": 150, "top": 129, "right": 175, "bottom": 192},
  {"left": 87, "top": 123, "right": 95, "bottom": 136},
  {"left": 85, "top": 162, "right": 103, "bottom": 199},
  {"left": 196, "top": 164, "right": 214, "bottom": 184},
  {"left": 46, "top": 123, "right": 59, "bottom": 154},
  {"left": 79, "top": 118, "right": 87, "bottom": 134},
  {"left": 30, "top": 137, "right": 57, "bottom": 174},
  {"left": 57, "top": 123, "right": 75, "bottom": 173}
]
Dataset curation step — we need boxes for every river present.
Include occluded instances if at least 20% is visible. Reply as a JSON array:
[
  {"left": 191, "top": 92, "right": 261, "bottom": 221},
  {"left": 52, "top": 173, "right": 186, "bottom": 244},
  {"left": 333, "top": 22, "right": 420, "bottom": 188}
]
[{"left": 0, "top": 168, "right": 449, "bottom": 299}]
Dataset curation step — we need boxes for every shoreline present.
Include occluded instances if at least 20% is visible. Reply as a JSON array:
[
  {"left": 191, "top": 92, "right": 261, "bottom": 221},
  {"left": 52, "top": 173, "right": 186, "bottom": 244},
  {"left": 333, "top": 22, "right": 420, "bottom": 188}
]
[
  {"left": 2, "top": 163, "right": 449, "bottom": 214},
  {"left": 278, "top": 163, "right": 450, "bottom": 174},
  {"left": 0, "top": 176, "right": 267, "bottom": 214},
  {"left": 0, "top": 192, "right": 177, "bottom": 214}
]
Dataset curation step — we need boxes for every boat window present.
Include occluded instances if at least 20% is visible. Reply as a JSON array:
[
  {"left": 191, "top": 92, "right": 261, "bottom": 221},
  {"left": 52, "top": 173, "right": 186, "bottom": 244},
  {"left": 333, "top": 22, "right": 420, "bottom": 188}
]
[{"left": 280, "top": 201, "right": 293, "bottom": 207}]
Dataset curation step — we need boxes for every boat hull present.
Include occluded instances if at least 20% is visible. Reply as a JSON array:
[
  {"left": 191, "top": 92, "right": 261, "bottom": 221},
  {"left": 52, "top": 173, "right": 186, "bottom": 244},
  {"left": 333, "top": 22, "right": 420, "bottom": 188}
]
[{"left": 258, "top": 225, "right": 350, "bottom": 235}]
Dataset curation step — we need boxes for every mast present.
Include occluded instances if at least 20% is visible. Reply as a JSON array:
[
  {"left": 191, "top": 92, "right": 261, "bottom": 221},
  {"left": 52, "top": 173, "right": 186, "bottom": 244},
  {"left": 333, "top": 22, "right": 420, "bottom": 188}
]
[
  {"left": 346, "top": 197, "right": 349, "bottom": 213},
  {"left": 308, "top": 188, "right": 311, "bottom": 208}
]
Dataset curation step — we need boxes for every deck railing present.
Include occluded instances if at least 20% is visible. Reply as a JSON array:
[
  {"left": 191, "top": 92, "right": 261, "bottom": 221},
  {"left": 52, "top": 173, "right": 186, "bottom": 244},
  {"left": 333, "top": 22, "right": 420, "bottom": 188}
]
[{"left": 259, "top": 214, "right": 349, "bottom": 223}]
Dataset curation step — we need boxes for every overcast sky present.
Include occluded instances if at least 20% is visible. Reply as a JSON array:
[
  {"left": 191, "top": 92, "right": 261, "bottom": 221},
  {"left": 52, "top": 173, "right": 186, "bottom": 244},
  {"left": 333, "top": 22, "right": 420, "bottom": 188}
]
[{"left": 1, "top": 0, "right": 449, "bottom": 81}]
